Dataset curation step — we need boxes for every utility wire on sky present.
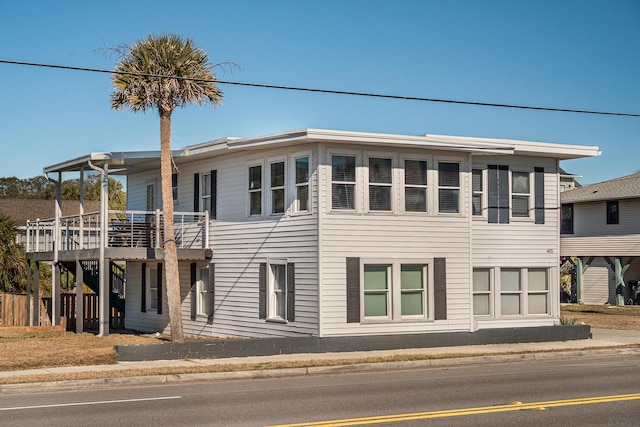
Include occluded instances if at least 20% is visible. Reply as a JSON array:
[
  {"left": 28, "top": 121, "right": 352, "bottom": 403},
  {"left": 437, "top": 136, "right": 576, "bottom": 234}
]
[{"left": 1, "top": 59, "right": 639, "bottom": 118}]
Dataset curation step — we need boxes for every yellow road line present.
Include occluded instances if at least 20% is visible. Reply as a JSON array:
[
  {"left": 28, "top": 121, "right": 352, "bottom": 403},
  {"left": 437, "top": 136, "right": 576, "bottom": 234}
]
[{"left": 268, "top": 393, "right": 640, "bottom": 427}]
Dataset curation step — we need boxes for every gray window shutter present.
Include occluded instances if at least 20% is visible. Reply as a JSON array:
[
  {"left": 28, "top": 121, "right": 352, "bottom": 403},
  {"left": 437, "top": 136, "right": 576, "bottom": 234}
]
[
  {"left": 190, "top": 262, "right": 197, "bottom": 321},
  {"left": 346, "top": 257, "right": 360, "bottom": 323},
  {"left": 534, "top": 167, "right": 545, "bottom": 224},
  {"left": 498, "top": 165, "right": 509, "bottom": 224},
  {"left": 141, "top": 262, "right": 146, "bottom": 312},
  {"left": 259, "top": 263, "right": 267, "bottom": 319},
  {"left": 287, "top": 263, "right": 295, "bottom": 322},
  {"left": 157, "top": 262, "right": 163, "bottom": 315},
  {"left": 434, "top": 258, "right": 447, "bottom": 320},
  {"left": 488, "top": 165, "right": 498, "bottom": 223},
  {"left": 211, "top": 170, "right": 217, "bottom": 220},
  {"left": 207, "top": 264, "right": 215, "bottom": 324},
  {"left": 193, "top": 173, "right": 200, "bottom": 212}
]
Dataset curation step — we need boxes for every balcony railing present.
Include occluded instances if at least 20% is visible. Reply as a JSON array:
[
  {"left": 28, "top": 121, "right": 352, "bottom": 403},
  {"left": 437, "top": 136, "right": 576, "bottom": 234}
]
[{"left": 26, "top": 210, "right": 209, "bottom": 252}]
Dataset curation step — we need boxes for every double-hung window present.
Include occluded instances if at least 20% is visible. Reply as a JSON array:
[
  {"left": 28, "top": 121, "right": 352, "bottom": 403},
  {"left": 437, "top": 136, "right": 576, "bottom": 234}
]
[
  {"left": 404, "top": 160, "right": 427, "bottom": 212},
  {"left": 400, "top": 265, "right": 426, "bottom": 316},
  {"left": 473, "top": 268, "right": 492, "bottom": 316},
  {"left": 527, "top": 268, "right": 549, "bottom": 315},
  {"left": 500, "top": 268, "right": 522, "bottom": 315},
  {"left": 172, "top": 173, "right": 178, "bottom": 202},
  {"left": 201, "top": 173, "right": 211, "bottom": 214},
  {"left": 472, "top": 169, "right": 483, "bottom": 216},
  {"left": 259, "top": 261, "right": 295, "bottom": 322},
  {"left": 438, "top": 162, "right": 460, "bottom": 213},
  {"left": 197, "top": 268, "right": 211, "bottom": 316},
  {"left": 511, "top": 171, "right": 531, "bottom": 218},
  {"left": 368, "top": 157, "right": 392, "bottom": 211},
  {"left": 295, "top": 156, "right": 310, "bottom": 212},
  {"left": 363, "top": 265, "right": 390, "bottom": 317},
  {"left": 607, "top": 200, "right": 619, "bottom": 224},
  {"left": 332, "top": 155, "right": 356, "bottom": 210},
  {"left": 248, "top": 165, "right": 262, "bottom": 216},
  {"left": 270, "top": 161, "right": 285, "bottom": 215},
  {"left": 561, "top": 203, "right": 573, "bottom": 234},
  {"left": 148, "top": 266, "right": 158, "bottom": 311}
]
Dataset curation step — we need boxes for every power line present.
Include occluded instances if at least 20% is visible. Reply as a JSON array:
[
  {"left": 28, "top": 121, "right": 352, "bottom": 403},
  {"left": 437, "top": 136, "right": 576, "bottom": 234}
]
[{"left": 1, "top": 58, "right": 639, "bottom": 118}]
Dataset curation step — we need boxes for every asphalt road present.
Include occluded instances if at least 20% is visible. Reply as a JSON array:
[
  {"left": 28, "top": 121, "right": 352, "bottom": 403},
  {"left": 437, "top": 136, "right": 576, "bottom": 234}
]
[{"left": 1, "top": 355, "right": 639, "bottom": 426}]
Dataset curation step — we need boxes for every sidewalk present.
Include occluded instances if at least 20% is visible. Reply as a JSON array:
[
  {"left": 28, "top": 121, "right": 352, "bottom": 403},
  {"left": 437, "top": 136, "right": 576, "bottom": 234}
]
[{"left": 2, "top": 329, "right": 640, "bottom": 394}]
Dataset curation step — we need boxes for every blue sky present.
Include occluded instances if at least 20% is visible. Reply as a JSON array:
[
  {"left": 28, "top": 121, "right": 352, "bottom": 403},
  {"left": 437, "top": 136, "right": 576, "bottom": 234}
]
[{"left": 0, "top": 0, "right": 638, "bottom": 185}]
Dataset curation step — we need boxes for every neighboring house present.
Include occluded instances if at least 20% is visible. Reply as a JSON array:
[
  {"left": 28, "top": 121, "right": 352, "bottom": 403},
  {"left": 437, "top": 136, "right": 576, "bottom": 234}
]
[
  {"left": 560, "top": 172, "right": 640, "bottom": 305},
  {"left": 25, "top": 129, "right": 599, "bottom": 343},
  {"left": 559, "top": 168, "right": 582, "bottom": 192},
  {"left": 0, "top": 199, "right": 100, "bottom": 246}
]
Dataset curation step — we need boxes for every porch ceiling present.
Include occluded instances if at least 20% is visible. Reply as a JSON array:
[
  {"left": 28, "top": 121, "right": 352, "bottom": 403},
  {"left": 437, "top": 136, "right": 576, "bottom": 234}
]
[{"left": 43, "top": 150, "right": 184, "bottom": 175}]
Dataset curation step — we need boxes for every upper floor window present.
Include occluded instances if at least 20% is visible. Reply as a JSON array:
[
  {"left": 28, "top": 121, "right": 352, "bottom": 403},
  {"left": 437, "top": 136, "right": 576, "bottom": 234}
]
[
  {"left": 405, "top": 160, "right": 427, "bottom": 212},
  {"left": 607, "top": 200, "right": 619, "bottom": 224},
  {"left": 248, "top": 165, "right": 262, "bottom": 216},
  {"left": 512, "top": 171, "right": 531, "bottom": 218},
  {"left": 561, "top": 203, "right": 573, "bottom": 234},
  {"left": 172, "top": 173, "right": 178, "bottom": 202},
  {"left": 295, "top": 156, "right": 310, "bottom": 212},
  {"left": 472, "top": 169, "right": 483, "bottom": 216},
  {"left": 270, "top": 161, "right": 285, "bottom": 215},
  {"left": 368, "top": 157, "right": 392, "bottom": 211},
  {"left": 146, "top": 183, "right": 155, "bottom": 211},
  {"left": 438, "top": 162, "right": 460, "bottom": 213},
  {"left": 332, "top": 155, "right": 356, "bottom": 210},
  {"left": 201, "top": 173, "right": 211, "bottom": 214}
]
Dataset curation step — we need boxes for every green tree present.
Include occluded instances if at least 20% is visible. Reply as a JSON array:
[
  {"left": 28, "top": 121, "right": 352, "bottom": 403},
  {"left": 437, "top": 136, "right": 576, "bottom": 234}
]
[
  {"left": 110, "top": 34, "right": 223, "bottom": 342},
  {"left": 0, "top": 213, "right": 27, "bottom": 292}
]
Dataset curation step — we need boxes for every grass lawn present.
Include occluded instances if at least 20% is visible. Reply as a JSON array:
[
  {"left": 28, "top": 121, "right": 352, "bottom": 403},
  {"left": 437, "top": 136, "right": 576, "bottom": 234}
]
[{"left": 0, "top": 304, "right": 638, "bottom": 374}]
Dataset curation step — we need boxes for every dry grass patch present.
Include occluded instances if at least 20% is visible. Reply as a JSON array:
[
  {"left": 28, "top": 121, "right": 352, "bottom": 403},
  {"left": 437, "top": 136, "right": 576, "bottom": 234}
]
[{"left": 561, "top": 304, "right": 640, "bottom": 330}]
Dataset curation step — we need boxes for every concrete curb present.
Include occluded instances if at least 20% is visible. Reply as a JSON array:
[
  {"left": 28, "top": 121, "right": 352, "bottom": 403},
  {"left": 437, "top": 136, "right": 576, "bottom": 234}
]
[{"left": 3, "top": 346, "right": 640, "bottom": 395}]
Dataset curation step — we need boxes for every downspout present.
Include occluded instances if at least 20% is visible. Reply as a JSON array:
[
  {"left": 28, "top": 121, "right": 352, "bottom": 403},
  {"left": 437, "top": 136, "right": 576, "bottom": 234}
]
[{"left": 88, "top": 160, "right": 110, "bottom": 337}]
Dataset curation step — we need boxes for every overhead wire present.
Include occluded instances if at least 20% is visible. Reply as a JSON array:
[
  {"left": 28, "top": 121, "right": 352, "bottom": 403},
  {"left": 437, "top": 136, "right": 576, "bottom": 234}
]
[{"left": 1, "top": 59, "right": 638, "bottom": 118}]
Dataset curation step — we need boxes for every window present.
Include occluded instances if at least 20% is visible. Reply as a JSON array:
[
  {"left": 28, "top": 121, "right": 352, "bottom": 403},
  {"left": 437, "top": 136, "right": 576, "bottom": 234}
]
[
  {"left": 488, "top": 165, "right": 509, "bottom": 223},
  {"left": 270, "top": 161, "right": 285, "bottom": 214},
  {"left": 248, "top": 165, "right": 262, "bottom": 216},
  {"left": 472, "top": 169, "right": 483, "bottom": 216},
  {"left": 201, "top": 173, "right": 211, "bottom": 214},
  {"left": 473, "top": 267, "right": 551, "bottom": 317},
  {"left": 473, "top": 268, "right": 491, "bottom": 315},
  {"left": 438, "top": 162, "right": 460, "bottom": 213},
  {"left": 295, "top": 156, "right": 310, "bottom": 212},
  {"left": 368, "top": 157, "right": 392, "bottom": 211},
  {"left": 500, "top": 268, "right": 522, "bottom": 315},
  {"left": 512, "top": 172, "right": 531, "bottom": 218},
  {"left": 172, "top": 173, "right": 178, "bottom": 202},
  {"left": 360, "top": 261, "right": 430, "bottom": 320},
  {"left": 607, "top": 200, "right": 619, "bottom": 224},
  {"left": 148, "top": 266, "right": 158, "bottom": 311},
  {"left": 561, "top": 203, "right": 573, "bottom": 234},
  {"left": 332, "top": 155, "right": 356, "bottom": 210},
  {"left": 197, "top": 268, "right": 210, "bottom": 316},
  {"left": 259, "top": 261, "right": 295, "bottom": 322},
  {"left": 146, "top": 183, "right": 155, "bottom": 211},
  {"left": 405, "top": 160, "right": 427, "bottom": 212}
]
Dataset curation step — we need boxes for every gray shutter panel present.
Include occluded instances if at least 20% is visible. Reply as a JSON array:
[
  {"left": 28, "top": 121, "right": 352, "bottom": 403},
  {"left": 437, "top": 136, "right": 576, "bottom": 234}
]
[
  {"left": 346, "top": 257, "right": 360, "bottom": 323},
  {"left": 498, "top": 165, "right": 510, "bottom": 224},
  {"left": 287, "top": 263, "right": 295, "bottom": 322},
  {"left": 141, "top": 262, "right": 146, "bottom": 312},
  {"left": 434, "top": 258, "right": 447, "bottom": 320},
  {"left": 207, "top": 264, "right": 215, "bottom": 324},
  {"left": 211, "top": 170, "right": 217, "bottom": 220},
  {"left": 258, "top": 263, "right": 267, "bottom": 319},
  {"left": 534, "top": 167, "right": 545, "bottom": 224},
  {"left": 487, "top": 165, "right": 498, "bottom": 223},
  {"left": 157, "top": 262, "right": 163, "bottom": 315},
  {"left": 193, "top": 173, "right": 200, "bottom": 212},
  {"left": 190, "top": 262, "right": 197, "bottom": 321}
]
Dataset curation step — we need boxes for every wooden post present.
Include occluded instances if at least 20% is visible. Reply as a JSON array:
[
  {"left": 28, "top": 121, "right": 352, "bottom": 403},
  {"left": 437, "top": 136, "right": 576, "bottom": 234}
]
[{"left": 76, "top": 260, "right": 84, "bottom": 333}]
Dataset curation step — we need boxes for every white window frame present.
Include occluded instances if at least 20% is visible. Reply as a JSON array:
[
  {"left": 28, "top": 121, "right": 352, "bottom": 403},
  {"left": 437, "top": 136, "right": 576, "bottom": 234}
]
[
  {"left": 147, "top": 265, "right": 158, "bottom": 311},
  {"left": 473, "top": 267, "right": 552, "bottom": 318},
  {"left": 267, "top": 259, "right": 288, "bottom": 321},
  {"left": 196, "top": 267, "right": 210, "bottom": 316},
  {"left": 146, "top": 181, "right": 156, "bottom": 211},
  {"left": 172, "top": 173, "right": 179, "bottom": 205},
  {"left": 247, "top": 162, "right": 264, "bottom": 217},
  {"left": 471, "top": 168, "right": 485, "bottom": 217},
  {"left": 268, "top": 158, "right": 286, "bottom": 216},
  {"left": 511, "top": 170, "right": 532, "bottom": 220},
  {"left": 435, "top": 158, "right": 463, "bottom": 215},
  {"left": 365, "top": 153, "right": 395, "bottom": 213},
  {"left": 292, "top": 153, "right": 311, "bottom": 214},
  {"left": 329, "top": 150, "right": 360, "bottom": 212},
  {"left": 200, "top": 172, "right": 211, "bottom": 215},
  {"left": 402, "top": 156, "right": 430, "bottom": 214},
  {"left": 472, "top": 267, "right": 493, "bottom": 316},
  {"left": 360, "top": 259, "right": 433, "bottom": 322}
]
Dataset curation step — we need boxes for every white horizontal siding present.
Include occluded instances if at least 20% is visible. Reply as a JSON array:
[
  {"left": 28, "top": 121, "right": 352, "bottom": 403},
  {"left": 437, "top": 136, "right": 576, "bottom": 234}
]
[
  {"left": 561, "top": 235, "right": 640, "bottom": 256},
  {"left": 582, "top": 258, "right": 612, "bottom": 305},
  {"left": 570, "top": 199, "right": 640, "bottom": 237}
]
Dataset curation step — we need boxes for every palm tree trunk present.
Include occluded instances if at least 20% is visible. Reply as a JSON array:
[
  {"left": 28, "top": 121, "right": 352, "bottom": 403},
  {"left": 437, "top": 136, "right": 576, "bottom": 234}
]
[{"left": 160, "top": 111, "right": 184, "bottom": 342}]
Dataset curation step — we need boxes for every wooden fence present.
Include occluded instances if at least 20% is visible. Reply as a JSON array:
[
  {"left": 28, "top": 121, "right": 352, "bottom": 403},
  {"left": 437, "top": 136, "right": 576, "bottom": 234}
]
[{"left": 0, "top": 292, "right": 124, "bottom": 331}]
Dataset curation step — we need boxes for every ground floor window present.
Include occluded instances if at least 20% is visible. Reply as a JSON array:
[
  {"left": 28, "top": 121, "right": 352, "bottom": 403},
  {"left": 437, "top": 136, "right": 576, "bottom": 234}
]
[
  {"left": 473, "top": 266, "right": 550, "bottom": 317},
  {"left": 197, "top": 268, "right": 211, "bottom": 316},
  {"left": 259, "top": 261, "right": 295, "bottom": 322}
]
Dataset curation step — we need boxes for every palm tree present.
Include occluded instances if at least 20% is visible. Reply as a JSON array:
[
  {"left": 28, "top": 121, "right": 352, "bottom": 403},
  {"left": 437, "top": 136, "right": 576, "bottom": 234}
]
[
  {"left": 110, "top": 34, "right": 223, "bottom": 342},
  {"left": 0, "top": 212, "right": 27, "bottom": 293}
]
